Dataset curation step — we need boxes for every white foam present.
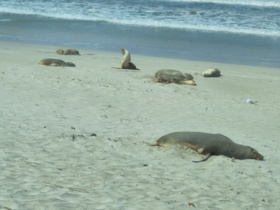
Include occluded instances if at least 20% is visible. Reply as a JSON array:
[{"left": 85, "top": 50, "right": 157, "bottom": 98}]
[
  {"left": 0, "top": 0, "right": 279, "bottom": 38},
  {"left": 0, "top": 19, "right": 12, "bottom": 21},
  {"left": 109, "top": 18, "right": 280, "bottom": 38},
  {"left": 165, "top": 0, "right": 280, "bottom": 8}
]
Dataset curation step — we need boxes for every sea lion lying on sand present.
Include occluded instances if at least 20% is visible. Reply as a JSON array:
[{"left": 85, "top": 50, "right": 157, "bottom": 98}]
[
  {"left": 151, "top": 132, "right": 264, "bottom": 162},
  {"left": 39, "top": 58, "right": 76, "bottom": 67},
  {"left": 202, "top": 68, "right": 221, "bottom": 77},
  {"left": 155, "top": 69, "right": 196, "bottom": 85},
  {"left": 56, "top": 49, "right": 80, "bottom": 55},
  {"left": 121, "top": 48, "right": 138, "bottom": 70}
]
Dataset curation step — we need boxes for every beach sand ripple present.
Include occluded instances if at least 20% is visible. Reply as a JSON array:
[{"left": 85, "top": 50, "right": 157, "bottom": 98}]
[{"left": 0, "top": 42, "right": 279, "bottom": 209}]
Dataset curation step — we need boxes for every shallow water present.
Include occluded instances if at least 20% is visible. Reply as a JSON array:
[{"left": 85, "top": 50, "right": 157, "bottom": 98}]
[{"left": 0, "top": 0, "right": 279, "bottom": 67}]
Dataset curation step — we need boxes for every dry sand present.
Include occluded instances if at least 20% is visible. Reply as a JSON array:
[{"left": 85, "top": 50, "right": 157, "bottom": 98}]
[{"left": 0, "top": 42, "right": 279, "bottom": 210}]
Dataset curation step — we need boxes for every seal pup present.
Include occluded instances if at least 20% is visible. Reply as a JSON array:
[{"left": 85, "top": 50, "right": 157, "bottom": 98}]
[
  {"left": 202, "top": 68, "right": 221, "bottom": 77},
  {"left": 56, "top": 49, "right": 80, "bottom": 55},
  {"left": 151, "top": 132, "right": 264, "bottom": 162},
  {"left": 155, "top": 69, "right": 196, "bottom": 85},
  {"left": 39, "top": 58, "right": 76, "bottom": 67},
  {"left": 121, "top": 48, "right": 138, "bottom": 70}
]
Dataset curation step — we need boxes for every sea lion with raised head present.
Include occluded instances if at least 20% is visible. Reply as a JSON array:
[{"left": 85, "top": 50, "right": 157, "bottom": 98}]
[
  {"left": 39, "top": 58, "right": 76, "bottom": 67},
  {"left": 56, "top": 49, "right": 80, "bottom": 55},
  {"left": 155, "top": 69, "right": 196, "bottom": 85},
  {"left": 151, "top": 132, "right": 264, "bottom": 162},
  {"left": 202, "top": 68, "right": 221, "bottom": 77},
  {"left": 121, "top": 48, "right": 138, "bottom": 70}
]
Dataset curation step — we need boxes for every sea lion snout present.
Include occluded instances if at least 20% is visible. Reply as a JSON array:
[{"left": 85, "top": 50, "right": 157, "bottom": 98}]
[
  {"left": 65, "top": 62, "right": 76, "bottom": 67},
  {"left": 245, "top": 146, "right": 264, "bottom": 160}
]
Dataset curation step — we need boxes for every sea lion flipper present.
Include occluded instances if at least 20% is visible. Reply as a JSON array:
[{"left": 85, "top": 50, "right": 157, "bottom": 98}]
[{"left": 192, "top": 153, "right": 212, "bottom": 163}]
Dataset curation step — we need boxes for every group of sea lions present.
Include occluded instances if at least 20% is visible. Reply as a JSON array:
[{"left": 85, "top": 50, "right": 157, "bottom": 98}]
[
  {"left": 38, "top": 47, "right": 263, "bottom": 162},
  {"left": 56, "top": 48, "right": 80, "bottom": 55},
  {"left": 39, "top": 48, "right": 139, "bottom": 69},
  {"left": 39, "top": 48, "right": 80, "bottom": 67},
  {"left": 39, "top": 58, "right": 76, "bottom": 67},
  {"left": 119, "top": 49, "right": 263, "bottom": 162},
  {"left": 119, "top": 49, "right": 220, "bottom": 86},
  {"left": 154, "top": 68, "right": 221, "bottom": 86}
]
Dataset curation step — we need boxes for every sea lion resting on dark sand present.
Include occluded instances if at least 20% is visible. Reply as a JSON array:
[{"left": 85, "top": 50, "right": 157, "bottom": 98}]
[
  {"left": 155, "top": 69, "right": 196, "bottom": 85},
  {"left": 56, "top": 49, "right": 80, "bottom": 55},
  {"left": 39, "top": 58, "right": 76, "bottom": 67},
  {"left": 121, "top": 48, "right": 138, "bottom": 70},
  {"left": 151, "top": 132, "right": 264, "bottom": 162}
]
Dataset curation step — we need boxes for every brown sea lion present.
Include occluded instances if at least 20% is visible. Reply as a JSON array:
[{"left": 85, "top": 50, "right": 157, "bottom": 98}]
[
  {"left": 151, "top": 132, "right": 264, "bottom": 162},
  {"left": 121, "top": 48, "right": 138, "bottom": 70},
  {"left": 56, "top": 49, "right": 80, "bottom": 55},
  {"left": 56, "top": 49, "right": 65, "bottom": 55},
  {"left": 202, "top": 68, "right": 221, "bottom": 77},
  {"left": 155, "top": 69, "right": 196, "bottom": 85},
  {"left": 39, "top": 58, "right": 76, "bottom": 67}
]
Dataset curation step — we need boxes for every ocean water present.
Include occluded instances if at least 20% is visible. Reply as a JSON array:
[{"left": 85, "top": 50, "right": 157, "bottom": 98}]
[{"left": 0, "top": 0, "right": 279, "bottom": 67}]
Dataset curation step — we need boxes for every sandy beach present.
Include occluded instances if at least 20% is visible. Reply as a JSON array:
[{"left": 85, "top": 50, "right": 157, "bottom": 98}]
[{"left": 0, "top": 41, "right": 280, "bottom": 210}]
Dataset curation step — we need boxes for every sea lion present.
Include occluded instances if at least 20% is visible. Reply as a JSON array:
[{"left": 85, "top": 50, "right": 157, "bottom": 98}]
[
  {"left": 56, "top": 49, "right": 80, "bottom": 55},
  {"left": 121, "top": 48, "right": 138, "bottom": 70},
  {"left": 39, "top": 58, "right": 76, "bottom": 67},
  {"left": 155, "top": 69, "right": 196, "bottom": 85},
  {"left": 202, "top": 68, "right": 221, "bottom": 77},
  {"left": 56, "top": 49, "right": 65, "bottom": 55},
  {"left": 151, "top": 132, "right": 264, "bottom": 162}
]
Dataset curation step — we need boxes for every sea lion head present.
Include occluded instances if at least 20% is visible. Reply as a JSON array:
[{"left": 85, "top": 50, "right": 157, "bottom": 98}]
[
  {"left": 121, "top": 48, "right": 126, "bottom": 55},
  {"left": 156, "top": 136, "right": 181, "bottom": 147},
  {"left": 56, "top": 49, "right": 65, "bottom": 55},
  {"left": 64, "top": 62, "right": 76, "bottom": 67},
  {"left": 172, "top": 75, "right": 196, "bottom": 85},
  {"left": 244, "top": 146, "right": 264, "bottom": 160}
]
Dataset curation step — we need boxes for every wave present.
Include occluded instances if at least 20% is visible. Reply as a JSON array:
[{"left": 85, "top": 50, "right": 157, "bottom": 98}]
[
  {"left": 0, "top": 0, "right": 279, "bottom": 39},
  {"left": 2, "top": 12, "right": 278, "bottom": 38},
  {"left": 1, "top": 11, "right": 279, "bottom": 38},
  {"left": 109, "top": 19, "right": 280, "bottom": 38},
  {"left": 0, "top": 19, "right": 12, "bottom": 21},
  {"left": 164, "top": 0, "right": 280, "bottom": 8}
]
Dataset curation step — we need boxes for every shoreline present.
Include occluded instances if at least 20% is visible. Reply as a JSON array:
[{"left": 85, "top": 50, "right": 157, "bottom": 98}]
[
  {"left": 1, "top": 40, "right": 280, "bottom": 209},
  {"left": 1, "top": 15, "right": 279, "bottom": 68},
  {"left": 1, "top": 40, "right": 279, "bottom": 71}
]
